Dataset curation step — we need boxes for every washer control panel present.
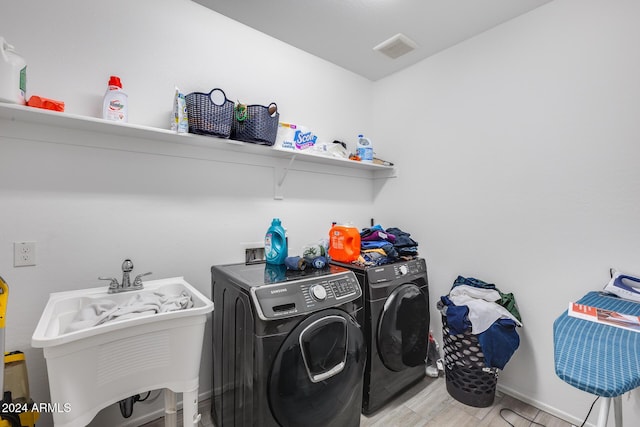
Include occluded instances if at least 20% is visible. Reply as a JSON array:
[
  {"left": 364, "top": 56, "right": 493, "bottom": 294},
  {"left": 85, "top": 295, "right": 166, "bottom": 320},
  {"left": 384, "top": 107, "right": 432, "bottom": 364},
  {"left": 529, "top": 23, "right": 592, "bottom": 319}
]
[{"left": 251, "top": 271, "right": 361, "bottom": 320}]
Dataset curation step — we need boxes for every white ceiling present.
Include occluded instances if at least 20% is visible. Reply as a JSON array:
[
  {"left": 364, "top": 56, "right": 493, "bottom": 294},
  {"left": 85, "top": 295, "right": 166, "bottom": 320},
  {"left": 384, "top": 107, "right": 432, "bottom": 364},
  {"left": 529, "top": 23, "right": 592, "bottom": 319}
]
[{"left": 192, "top": 0, "right": 553, "bottom": 81}]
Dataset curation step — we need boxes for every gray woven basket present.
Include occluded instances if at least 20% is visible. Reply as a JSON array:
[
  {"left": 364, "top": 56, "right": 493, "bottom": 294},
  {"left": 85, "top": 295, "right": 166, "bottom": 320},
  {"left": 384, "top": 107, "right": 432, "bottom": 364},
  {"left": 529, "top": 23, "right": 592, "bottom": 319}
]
[
  {"left": 185, "top": 88, "right": 234, "bottom": 138},
  {"left": 231, "top": 103, "right": 279, "bottom": 145}
]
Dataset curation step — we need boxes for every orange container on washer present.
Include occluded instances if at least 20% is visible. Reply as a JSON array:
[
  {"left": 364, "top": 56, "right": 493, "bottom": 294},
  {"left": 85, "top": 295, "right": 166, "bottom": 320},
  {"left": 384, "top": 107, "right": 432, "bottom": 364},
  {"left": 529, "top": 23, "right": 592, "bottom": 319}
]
[{"left": 328, "top": 224, "right": 361, "bottom": 263}]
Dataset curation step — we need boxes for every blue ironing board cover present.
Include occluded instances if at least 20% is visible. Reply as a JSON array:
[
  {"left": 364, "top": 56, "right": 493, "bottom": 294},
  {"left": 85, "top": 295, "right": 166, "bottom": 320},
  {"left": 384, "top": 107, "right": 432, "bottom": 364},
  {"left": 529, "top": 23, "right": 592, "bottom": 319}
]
[{"left": 553, "top": 291, "right": 640, "bottom": 397}]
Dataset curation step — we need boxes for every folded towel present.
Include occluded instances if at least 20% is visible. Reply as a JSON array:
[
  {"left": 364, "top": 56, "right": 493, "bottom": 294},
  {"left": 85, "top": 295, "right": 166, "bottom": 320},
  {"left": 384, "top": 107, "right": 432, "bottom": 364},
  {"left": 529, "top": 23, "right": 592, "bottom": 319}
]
[{"left": 65, "top": 291, "right": 193, "bottom": 333}]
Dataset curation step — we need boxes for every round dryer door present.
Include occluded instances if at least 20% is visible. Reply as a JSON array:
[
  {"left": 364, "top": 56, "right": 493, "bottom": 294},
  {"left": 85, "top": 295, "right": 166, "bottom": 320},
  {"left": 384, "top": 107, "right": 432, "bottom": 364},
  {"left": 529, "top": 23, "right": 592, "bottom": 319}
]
[
  {"left": 377, "top": 283, "right": 429, "bottom": 371},
  {"left": 268, "top": 308, "right": 365, "bottom": 427}
]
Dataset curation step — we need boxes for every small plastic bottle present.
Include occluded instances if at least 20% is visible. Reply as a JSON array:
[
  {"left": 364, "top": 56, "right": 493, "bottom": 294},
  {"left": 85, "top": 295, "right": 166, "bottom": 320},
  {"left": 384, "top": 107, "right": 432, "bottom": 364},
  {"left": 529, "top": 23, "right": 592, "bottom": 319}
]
[
  {"left": 265, "top": 218, "right": 288, "bottom": 265},
  {"left": 102, "top": 75, "right": 128, "bottom": 122},
  {"left": 357, "top": 134, "right": 374, "bottom": 163}
]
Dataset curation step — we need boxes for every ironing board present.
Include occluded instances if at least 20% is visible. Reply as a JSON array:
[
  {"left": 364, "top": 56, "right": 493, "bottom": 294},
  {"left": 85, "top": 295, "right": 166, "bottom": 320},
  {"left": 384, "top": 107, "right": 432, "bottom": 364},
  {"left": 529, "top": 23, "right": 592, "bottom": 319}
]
[{"left": 553, "top": 291, "right": 640, "bottom": 427}]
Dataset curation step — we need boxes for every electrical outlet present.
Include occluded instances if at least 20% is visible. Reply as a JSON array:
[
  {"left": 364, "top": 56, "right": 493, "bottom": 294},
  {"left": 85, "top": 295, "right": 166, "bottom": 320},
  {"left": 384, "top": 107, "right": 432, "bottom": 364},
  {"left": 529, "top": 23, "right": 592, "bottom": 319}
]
[
  {"left": 245, "top": 247, "right": 265, "bottom": 264},
  {"left": 14, "top": 241, "right": 36, "bottom": 267},
  {"left": 241, "top": 242, "right": 265, "bottom": 264}
]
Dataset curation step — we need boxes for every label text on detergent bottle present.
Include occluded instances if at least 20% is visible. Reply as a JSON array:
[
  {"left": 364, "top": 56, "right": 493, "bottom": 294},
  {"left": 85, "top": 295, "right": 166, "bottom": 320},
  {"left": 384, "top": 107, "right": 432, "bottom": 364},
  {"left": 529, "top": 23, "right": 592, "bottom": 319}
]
[
  {"left": 19, "top": 66, "right": 27, "bottom": 96},
  {"left": 265, "top": 233, "right": 274, "bottom": 258},
  {"left": 331, "top": 231, "right": 345, "bottom": 249}
]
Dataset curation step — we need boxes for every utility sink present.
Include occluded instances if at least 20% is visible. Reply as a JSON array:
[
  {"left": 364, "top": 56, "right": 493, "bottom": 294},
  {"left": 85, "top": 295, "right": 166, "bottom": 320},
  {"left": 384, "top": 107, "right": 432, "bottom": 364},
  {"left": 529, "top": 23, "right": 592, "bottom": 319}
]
[
  {"left": 31, "top": 277, "right": 213, "bottom": 427},
  {"left": 32, "top": 276, "right": 212, "bottom": 347}
]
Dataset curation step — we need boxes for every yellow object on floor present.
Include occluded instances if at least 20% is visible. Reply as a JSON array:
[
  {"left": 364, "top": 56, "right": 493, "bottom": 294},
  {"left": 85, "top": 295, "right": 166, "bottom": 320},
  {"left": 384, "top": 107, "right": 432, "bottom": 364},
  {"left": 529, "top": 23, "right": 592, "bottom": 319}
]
[
  {"left": 0, "top": 411, "right": 40, "bottom": 427},
  {"left": 0, "top": 276, "right": 39, "bottom": 427}
]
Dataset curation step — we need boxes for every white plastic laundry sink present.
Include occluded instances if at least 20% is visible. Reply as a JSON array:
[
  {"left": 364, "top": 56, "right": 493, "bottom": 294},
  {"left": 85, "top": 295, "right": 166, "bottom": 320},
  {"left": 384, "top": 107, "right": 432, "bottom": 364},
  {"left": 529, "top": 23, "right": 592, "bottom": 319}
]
[
  {"left": 32, "top": 276, "right": 212, "bottom": 347},
  {"left": 31, "top": 277, "right": 213, "bottom": 427}
]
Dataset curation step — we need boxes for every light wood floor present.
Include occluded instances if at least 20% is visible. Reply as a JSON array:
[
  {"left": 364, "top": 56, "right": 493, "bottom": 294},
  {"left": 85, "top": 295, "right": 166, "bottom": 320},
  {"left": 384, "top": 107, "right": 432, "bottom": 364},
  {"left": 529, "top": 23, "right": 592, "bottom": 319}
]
[
  {"left": 359, "top": 376, "right": 572, "bottom": 427},
  {"left": 141, "top": 376, "right": 573, "bottom": 427}
]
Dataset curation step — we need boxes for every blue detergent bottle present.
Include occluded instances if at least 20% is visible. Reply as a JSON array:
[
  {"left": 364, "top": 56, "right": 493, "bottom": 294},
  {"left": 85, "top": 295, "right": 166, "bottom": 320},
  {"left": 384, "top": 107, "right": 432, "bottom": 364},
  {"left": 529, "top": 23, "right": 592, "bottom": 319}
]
[{"left": 265, "top": 218, "right": 288, "bottom": 265}]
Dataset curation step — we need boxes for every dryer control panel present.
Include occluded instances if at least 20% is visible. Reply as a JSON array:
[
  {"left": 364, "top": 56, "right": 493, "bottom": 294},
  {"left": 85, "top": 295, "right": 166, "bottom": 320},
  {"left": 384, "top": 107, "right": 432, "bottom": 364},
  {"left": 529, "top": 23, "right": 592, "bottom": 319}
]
[
  {"left": 367, "top": 258, "right": 427, "bottom": 283},
  {"left": 251, "top": 271, "right": 361, "bottom": 320}
]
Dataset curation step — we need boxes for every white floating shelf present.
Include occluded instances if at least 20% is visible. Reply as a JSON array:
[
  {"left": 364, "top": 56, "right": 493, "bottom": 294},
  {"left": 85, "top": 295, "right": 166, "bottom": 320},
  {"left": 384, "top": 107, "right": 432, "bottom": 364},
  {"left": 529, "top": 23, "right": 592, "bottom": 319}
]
[{"left": 0, "top": 102, "right": 396, "bottom": 178}]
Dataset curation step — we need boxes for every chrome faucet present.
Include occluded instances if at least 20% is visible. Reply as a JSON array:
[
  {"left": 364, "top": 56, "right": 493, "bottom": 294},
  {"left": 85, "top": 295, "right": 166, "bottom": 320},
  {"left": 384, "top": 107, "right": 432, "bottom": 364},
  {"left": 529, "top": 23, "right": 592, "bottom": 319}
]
[
  {"left": 121, "top": 259, "right": 133, "bottom": 289},
  {"left": 99, "top": 259, "right": 152, "bottom": 294}
]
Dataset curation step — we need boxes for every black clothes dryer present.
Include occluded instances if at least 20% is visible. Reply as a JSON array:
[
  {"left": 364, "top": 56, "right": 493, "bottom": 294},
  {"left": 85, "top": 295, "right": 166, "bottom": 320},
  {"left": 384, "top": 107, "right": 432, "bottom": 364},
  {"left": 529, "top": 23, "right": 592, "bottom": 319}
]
[
  {"left": 211, "top": 262, "right": 366, "bottom": 427},
  {"left": 332, "top": 258, "right": 430, "bottom": 414}
]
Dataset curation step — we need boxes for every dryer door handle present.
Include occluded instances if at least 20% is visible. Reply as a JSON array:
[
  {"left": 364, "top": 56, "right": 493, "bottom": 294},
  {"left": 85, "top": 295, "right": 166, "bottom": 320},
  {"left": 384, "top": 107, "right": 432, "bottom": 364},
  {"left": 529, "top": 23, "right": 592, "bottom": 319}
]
[{"left": 298, "top": 315, "right": 348, "bottom": 383}]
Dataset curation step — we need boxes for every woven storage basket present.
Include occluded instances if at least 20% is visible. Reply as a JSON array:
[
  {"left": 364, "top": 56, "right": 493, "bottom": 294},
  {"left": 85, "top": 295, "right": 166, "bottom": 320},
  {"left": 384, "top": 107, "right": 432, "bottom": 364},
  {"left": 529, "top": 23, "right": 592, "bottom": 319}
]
[
  {"left": 185, "top": 88, "right": 234, "bottom": 138},
  {"left": 231, "top": 103, "right": 279, "bottom": 146},
  {"left": 441, "top": 315, "right": 498, "bottom": 408}
]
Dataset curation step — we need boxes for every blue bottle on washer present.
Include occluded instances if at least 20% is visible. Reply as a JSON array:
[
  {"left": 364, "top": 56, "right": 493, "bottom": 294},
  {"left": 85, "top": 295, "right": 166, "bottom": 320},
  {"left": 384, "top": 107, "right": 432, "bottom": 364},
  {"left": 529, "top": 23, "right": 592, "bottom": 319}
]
[{"left": 265, "top": 218, "right": 288, "bottom": 265}]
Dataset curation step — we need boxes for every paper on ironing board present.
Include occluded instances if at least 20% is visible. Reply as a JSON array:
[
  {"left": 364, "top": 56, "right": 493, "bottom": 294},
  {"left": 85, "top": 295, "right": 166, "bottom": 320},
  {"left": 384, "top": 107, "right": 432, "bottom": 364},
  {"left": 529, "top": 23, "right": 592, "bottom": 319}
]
[
  {"left": 568, "top": 301, "right": 640, "bottom": 333},
  {"left": 603, "top": 270, "right": 640, "bottom": 302}
]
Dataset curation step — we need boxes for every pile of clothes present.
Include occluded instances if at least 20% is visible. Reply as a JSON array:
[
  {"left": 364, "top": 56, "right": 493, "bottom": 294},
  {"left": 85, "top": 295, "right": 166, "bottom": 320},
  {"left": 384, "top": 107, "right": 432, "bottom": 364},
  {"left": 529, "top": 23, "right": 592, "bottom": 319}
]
[
  {"left": 357, "top": 225, "right": 419, "bottom": 266},
  {"left": 438, "top": 276, "right": 522, "bottom": 370}
]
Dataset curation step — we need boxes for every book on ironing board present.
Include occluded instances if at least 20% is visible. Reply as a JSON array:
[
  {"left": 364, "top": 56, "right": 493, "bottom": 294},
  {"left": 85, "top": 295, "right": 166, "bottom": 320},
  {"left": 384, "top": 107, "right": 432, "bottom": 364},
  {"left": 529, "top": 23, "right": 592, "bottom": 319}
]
[{"left": 568, "top": 302, "right": 640, "bottom": 333}]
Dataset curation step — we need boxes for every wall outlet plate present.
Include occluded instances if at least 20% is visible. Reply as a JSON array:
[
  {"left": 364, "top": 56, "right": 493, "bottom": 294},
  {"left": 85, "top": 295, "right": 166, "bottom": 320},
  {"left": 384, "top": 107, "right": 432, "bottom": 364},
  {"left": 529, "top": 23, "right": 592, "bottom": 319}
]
[
  {"left": 14, "top": 241, "right": 36, "bottom": 267},
  {"left": 245, "top": 247, "right": 265, "bottom": 264},
  {"left": 241, "top": 241, "right": 265, "bottom": 264}
]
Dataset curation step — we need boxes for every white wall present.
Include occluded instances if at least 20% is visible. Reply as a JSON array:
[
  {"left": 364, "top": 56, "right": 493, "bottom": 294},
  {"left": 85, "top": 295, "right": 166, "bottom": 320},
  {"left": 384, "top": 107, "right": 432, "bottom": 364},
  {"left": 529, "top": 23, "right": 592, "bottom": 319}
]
[
  {"left": 0, "top": 1, "right": 375, "bottom": 426},
  {"left": 372, "top": 0, "right": 640, "bottom": 425}
]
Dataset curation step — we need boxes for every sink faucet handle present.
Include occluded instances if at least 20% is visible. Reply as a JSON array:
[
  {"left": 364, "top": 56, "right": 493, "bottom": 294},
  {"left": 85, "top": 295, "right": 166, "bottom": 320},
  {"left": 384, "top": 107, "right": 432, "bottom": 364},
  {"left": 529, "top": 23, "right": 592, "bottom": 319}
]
[
  {"left": 99, "top": 277, "right": 119, "bottom": 291},
  {"left": 133, "top": 272, "right": 152, "bottom": 289}
]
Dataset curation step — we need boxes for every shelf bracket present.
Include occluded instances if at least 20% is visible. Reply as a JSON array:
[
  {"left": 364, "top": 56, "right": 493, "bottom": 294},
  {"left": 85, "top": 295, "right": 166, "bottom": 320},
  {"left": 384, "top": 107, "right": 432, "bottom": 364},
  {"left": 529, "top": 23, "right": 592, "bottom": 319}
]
[{"left": 274, "top": 155, "right": 296, "bottom": 200}]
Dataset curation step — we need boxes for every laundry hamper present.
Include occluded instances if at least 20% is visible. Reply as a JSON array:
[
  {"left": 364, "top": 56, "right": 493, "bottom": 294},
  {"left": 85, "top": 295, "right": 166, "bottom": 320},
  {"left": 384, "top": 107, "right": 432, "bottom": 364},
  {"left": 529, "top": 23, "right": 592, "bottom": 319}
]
[{"left": 441, "top": 315, "right": 498, "bottom": 407}]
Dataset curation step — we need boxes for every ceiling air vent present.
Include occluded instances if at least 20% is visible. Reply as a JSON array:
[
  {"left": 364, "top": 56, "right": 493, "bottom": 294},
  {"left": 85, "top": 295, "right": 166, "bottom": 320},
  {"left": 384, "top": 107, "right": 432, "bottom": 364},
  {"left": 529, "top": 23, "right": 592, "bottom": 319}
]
[{"left": 373, "top": 33, "right": 418, "bottom": 59}]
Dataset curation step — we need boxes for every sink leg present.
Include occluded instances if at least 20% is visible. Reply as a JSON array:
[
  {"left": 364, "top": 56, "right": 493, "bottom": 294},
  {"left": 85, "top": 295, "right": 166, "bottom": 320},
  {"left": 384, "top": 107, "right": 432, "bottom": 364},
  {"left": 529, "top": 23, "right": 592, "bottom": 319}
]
[
  {"left": 183, "top": 387, "right": 200, "bottom": 426},
  {"left": 164, "top": 389, "right": 177, "bottom": 427}
]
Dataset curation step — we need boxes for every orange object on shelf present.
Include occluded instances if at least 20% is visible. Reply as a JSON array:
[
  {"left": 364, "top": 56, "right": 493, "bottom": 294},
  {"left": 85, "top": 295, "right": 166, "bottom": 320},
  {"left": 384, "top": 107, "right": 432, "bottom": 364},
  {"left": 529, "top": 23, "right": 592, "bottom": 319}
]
[{"left": 27, "top": 95, "right": 65, "bottom": 112}]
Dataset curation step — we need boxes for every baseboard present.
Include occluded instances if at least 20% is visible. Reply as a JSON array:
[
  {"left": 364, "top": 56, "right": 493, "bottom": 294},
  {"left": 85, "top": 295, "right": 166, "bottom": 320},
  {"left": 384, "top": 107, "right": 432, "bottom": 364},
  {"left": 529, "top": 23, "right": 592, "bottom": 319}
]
[{"left": 497, "top": 383, "right": 594, "bottom": 427}]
